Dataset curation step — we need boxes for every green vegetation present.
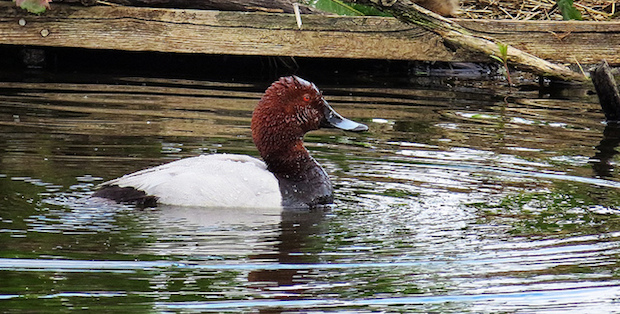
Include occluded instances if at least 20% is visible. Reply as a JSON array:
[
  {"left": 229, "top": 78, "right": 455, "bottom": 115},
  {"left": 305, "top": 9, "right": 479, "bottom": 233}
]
[
  {"left": 14, "top": 0, "right": 50, "bottom": 14},
  {"left": 305, "top": 0, "right": 391, "bottom": 16},
  {"left": 473, "top": 182, "right": 620, "bottom": 236},
  {"left": 490, "top": 42, "right": 513, "bottom": 86},
  {"left": 557, "top": 0, "right": 583, "bottom": 20}
]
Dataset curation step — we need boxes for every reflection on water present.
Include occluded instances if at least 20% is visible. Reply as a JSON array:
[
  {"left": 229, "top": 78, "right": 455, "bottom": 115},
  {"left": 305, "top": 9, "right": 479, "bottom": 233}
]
[
  {"left": 1, "top": 71, "right": 620, "bottom": 313},
  {"left": 592, "top": 124, "right": 620, "bottom": 178}
]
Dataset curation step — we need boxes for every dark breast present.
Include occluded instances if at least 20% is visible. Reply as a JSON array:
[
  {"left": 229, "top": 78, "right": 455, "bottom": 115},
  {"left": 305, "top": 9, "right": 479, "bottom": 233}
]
[{"left": 275, "top": 160, "right": 333, "bottom": 209}]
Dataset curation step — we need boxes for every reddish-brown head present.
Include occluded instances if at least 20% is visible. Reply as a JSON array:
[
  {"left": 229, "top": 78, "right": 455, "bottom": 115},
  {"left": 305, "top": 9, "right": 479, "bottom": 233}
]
[
  {"left": 252, "top": 76, "right": 324, "bottom": 137},
  {"left": 251, "top": 76, "right": 367, "bottom": 170}
]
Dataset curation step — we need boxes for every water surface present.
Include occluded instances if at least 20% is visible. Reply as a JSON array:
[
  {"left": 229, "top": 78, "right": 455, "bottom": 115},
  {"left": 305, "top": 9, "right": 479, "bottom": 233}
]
[{"left": 1, "top": 70, "right": 620, "bottom": 313}]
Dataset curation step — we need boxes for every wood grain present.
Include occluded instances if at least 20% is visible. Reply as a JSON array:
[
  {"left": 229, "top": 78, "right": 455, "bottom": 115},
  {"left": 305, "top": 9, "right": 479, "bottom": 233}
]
[
  {"left": 1, "top": 2, "right": 618, "bottom": 64},
  {"left": 459, "top": 19, "right": 620, "bottom": 65}
]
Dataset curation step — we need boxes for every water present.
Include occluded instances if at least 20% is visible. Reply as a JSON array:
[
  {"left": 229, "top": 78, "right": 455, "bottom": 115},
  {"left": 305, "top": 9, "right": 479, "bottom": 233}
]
[{"left": 1, "top": 68, "right": 620, "bottom": 313}]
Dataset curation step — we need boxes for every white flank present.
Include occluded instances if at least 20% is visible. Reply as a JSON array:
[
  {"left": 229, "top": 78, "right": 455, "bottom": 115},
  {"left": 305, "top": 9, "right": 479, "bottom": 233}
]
[{"left": 102, "top": 154, "right": 282, "bottom": 208}]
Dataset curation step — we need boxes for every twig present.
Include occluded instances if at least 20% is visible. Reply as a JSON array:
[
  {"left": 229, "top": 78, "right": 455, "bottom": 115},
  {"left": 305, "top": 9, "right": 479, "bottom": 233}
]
[
  {"left": 96, "top": 0, "right": 121, "bottom": 6},
  {"left": 499, "top": 6, "right": 515, "bottom": 19},
  {"left": 293, "top": 3, "right": 302, "bottom": 29},
  {"left": 547, "top": 30, "right": 572, "bottom": 41},
  {"left": 573, "top": 2, "right": 611, "bottom": 20},
  {"left": 574, "top": 56, "right": 586, "bottom": 77}
]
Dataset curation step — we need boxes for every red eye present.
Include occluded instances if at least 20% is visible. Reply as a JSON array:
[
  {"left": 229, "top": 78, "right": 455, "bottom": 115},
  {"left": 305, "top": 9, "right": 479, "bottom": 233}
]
[{"left": 303, "top": 95, "right": 311, "bottom": 102}]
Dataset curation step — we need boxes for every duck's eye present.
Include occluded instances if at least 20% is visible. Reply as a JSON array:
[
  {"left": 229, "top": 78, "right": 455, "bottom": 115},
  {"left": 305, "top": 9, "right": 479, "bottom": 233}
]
[{"left": 302, "top": 94, "right": 311, "bottom": 102}]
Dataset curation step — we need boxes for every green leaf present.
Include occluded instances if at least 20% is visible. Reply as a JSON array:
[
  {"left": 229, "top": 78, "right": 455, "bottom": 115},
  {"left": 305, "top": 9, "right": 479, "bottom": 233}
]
[
  {"left": 306, "top": 0, "right": 391, "bottom": 16},
  {"left": 557, "top": 0, "right": 583, "bottom": 20},
  {"left": 308, "top": 0, "right": 365, "bottom": 16},
  {"left": 497, "top": 43, "right": 508, "bottom": 59},
  {"left": 14, "top": 0, "right": 49, "bottom": 14},
  {"left": 348, "top": 3, "right": 392, "bottom": 16},
  {"left": 489, "top": 55, "right": 504, "bottom": 63}
]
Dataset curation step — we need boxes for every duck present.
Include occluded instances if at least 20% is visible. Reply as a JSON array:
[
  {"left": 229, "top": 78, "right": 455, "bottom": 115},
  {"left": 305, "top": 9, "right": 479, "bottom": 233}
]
[{"left": 92, "top": 76, "right": 368, "bottom": 209}]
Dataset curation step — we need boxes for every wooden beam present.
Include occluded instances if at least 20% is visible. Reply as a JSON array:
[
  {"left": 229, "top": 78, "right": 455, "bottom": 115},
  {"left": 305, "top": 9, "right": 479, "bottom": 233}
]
[
  {"left": 460, "top": 19, "right": 620, "bottom": 65},
  {"left": 1, "top": 2, "right": 619, "bottom": 64}
]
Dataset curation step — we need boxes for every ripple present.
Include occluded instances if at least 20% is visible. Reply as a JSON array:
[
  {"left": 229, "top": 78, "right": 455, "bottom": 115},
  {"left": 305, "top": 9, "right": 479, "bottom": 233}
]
[
  {"left": 154, "top": 285, "right": 620, "bottom": 312},
  {"left": 1, "top": 74, "right": 619, "bottom": 313}
]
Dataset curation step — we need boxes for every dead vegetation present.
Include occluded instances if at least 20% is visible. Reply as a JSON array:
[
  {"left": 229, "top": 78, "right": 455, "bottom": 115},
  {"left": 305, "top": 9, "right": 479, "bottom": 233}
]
[{"left": 459, "top": 0, "right": 618, "bottom": 21}]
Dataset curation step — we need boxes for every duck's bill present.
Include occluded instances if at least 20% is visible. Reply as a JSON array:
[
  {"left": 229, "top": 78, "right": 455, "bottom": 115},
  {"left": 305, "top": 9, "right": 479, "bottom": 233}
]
[{"left": 322, "top": 103, "right": 368, "bottom": 132}]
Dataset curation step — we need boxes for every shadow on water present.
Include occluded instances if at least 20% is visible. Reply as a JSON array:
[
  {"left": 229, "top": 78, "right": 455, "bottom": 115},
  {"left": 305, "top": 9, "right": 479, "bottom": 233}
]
[
  {"left": 1, "top": 56, "right": 620, "bottom": 312},
  {"left": 592, "top": 124, "right": 620, "bottom": 178}
]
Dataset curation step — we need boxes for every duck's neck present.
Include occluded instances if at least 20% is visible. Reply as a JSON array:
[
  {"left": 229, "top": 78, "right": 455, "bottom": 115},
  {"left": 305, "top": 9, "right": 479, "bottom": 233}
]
[
  {"left": 254, "top": 132, "right": 333, "bottom": 208},
  {"left": 258, "top": 138, "right": 317, "bottom": 180},
  {"left": 252, "top": 105, "right": 315, "bottom": 180}
]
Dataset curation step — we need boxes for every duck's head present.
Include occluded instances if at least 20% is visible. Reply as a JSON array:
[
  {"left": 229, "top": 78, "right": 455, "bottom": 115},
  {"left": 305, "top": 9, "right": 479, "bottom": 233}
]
[{"left": 251, "top": 76, "right": 367, "bottom": 150}]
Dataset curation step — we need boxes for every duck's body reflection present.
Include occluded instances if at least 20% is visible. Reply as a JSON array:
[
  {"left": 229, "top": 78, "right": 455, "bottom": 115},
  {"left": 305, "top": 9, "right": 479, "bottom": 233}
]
[{"left": 144, "top": 205, "right": 328, "bottom": 312}]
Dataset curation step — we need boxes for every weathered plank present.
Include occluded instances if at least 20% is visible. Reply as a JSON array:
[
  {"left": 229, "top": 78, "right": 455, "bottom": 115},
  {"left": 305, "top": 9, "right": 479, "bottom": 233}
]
[
  {"left": 461, "top": 19, "right": 620, "bottom": 65},
  {"left": 1, "top": 2, "right": 619, "bottom": 64}
]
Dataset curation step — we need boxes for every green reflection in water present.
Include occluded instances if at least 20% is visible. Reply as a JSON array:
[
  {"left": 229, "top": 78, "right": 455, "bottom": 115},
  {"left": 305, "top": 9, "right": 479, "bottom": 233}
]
[
  {"left": 0, "top": 177, "right": 159, "bottom": 261},
  {"left": 473, "top": 182, "right": 620, "bottom": 236}
]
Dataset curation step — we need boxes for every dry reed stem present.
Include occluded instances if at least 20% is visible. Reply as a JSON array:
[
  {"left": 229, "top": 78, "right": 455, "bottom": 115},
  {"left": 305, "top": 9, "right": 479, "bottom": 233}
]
[{"left": 459, "top": 0, "right": 616, "bottom": 21}]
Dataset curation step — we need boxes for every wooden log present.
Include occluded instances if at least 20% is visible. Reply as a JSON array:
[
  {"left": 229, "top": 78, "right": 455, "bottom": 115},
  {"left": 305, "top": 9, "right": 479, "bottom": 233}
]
[
  {"left": 345, "top": 0, "right": 587, "bottom": 81},
  {"left": 57, "top": 0, "right": 315, "bottom": 13},
  {"left": 592, "top": 60, "right": 620, "bottom": 121},
  {"left": 1, "top": 2, "right": 620, "bottom": 65}
]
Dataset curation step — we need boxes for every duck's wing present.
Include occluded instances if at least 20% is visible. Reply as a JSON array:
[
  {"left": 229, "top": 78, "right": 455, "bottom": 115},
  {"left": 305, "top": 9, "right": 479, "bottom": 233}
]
[{"left": 95, "top": 154, "right": 282, "bottom": 208}]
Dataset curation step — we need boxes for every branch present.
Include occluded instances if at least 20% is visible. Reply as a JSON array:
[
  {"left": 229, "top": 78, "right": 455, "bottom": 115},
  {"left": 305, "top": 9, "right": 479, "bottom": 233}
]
[{"left": 346, "top": 0, "right": 586, "bottom": 82}]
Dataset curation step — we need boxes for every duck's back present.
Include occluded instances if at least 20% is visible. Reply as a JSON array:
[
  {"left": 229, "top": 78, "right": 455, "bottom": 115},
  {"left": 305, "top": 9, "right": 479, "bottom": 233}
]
[{"left": 95, "top": 154, "right": 282, "bottom": 208}]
